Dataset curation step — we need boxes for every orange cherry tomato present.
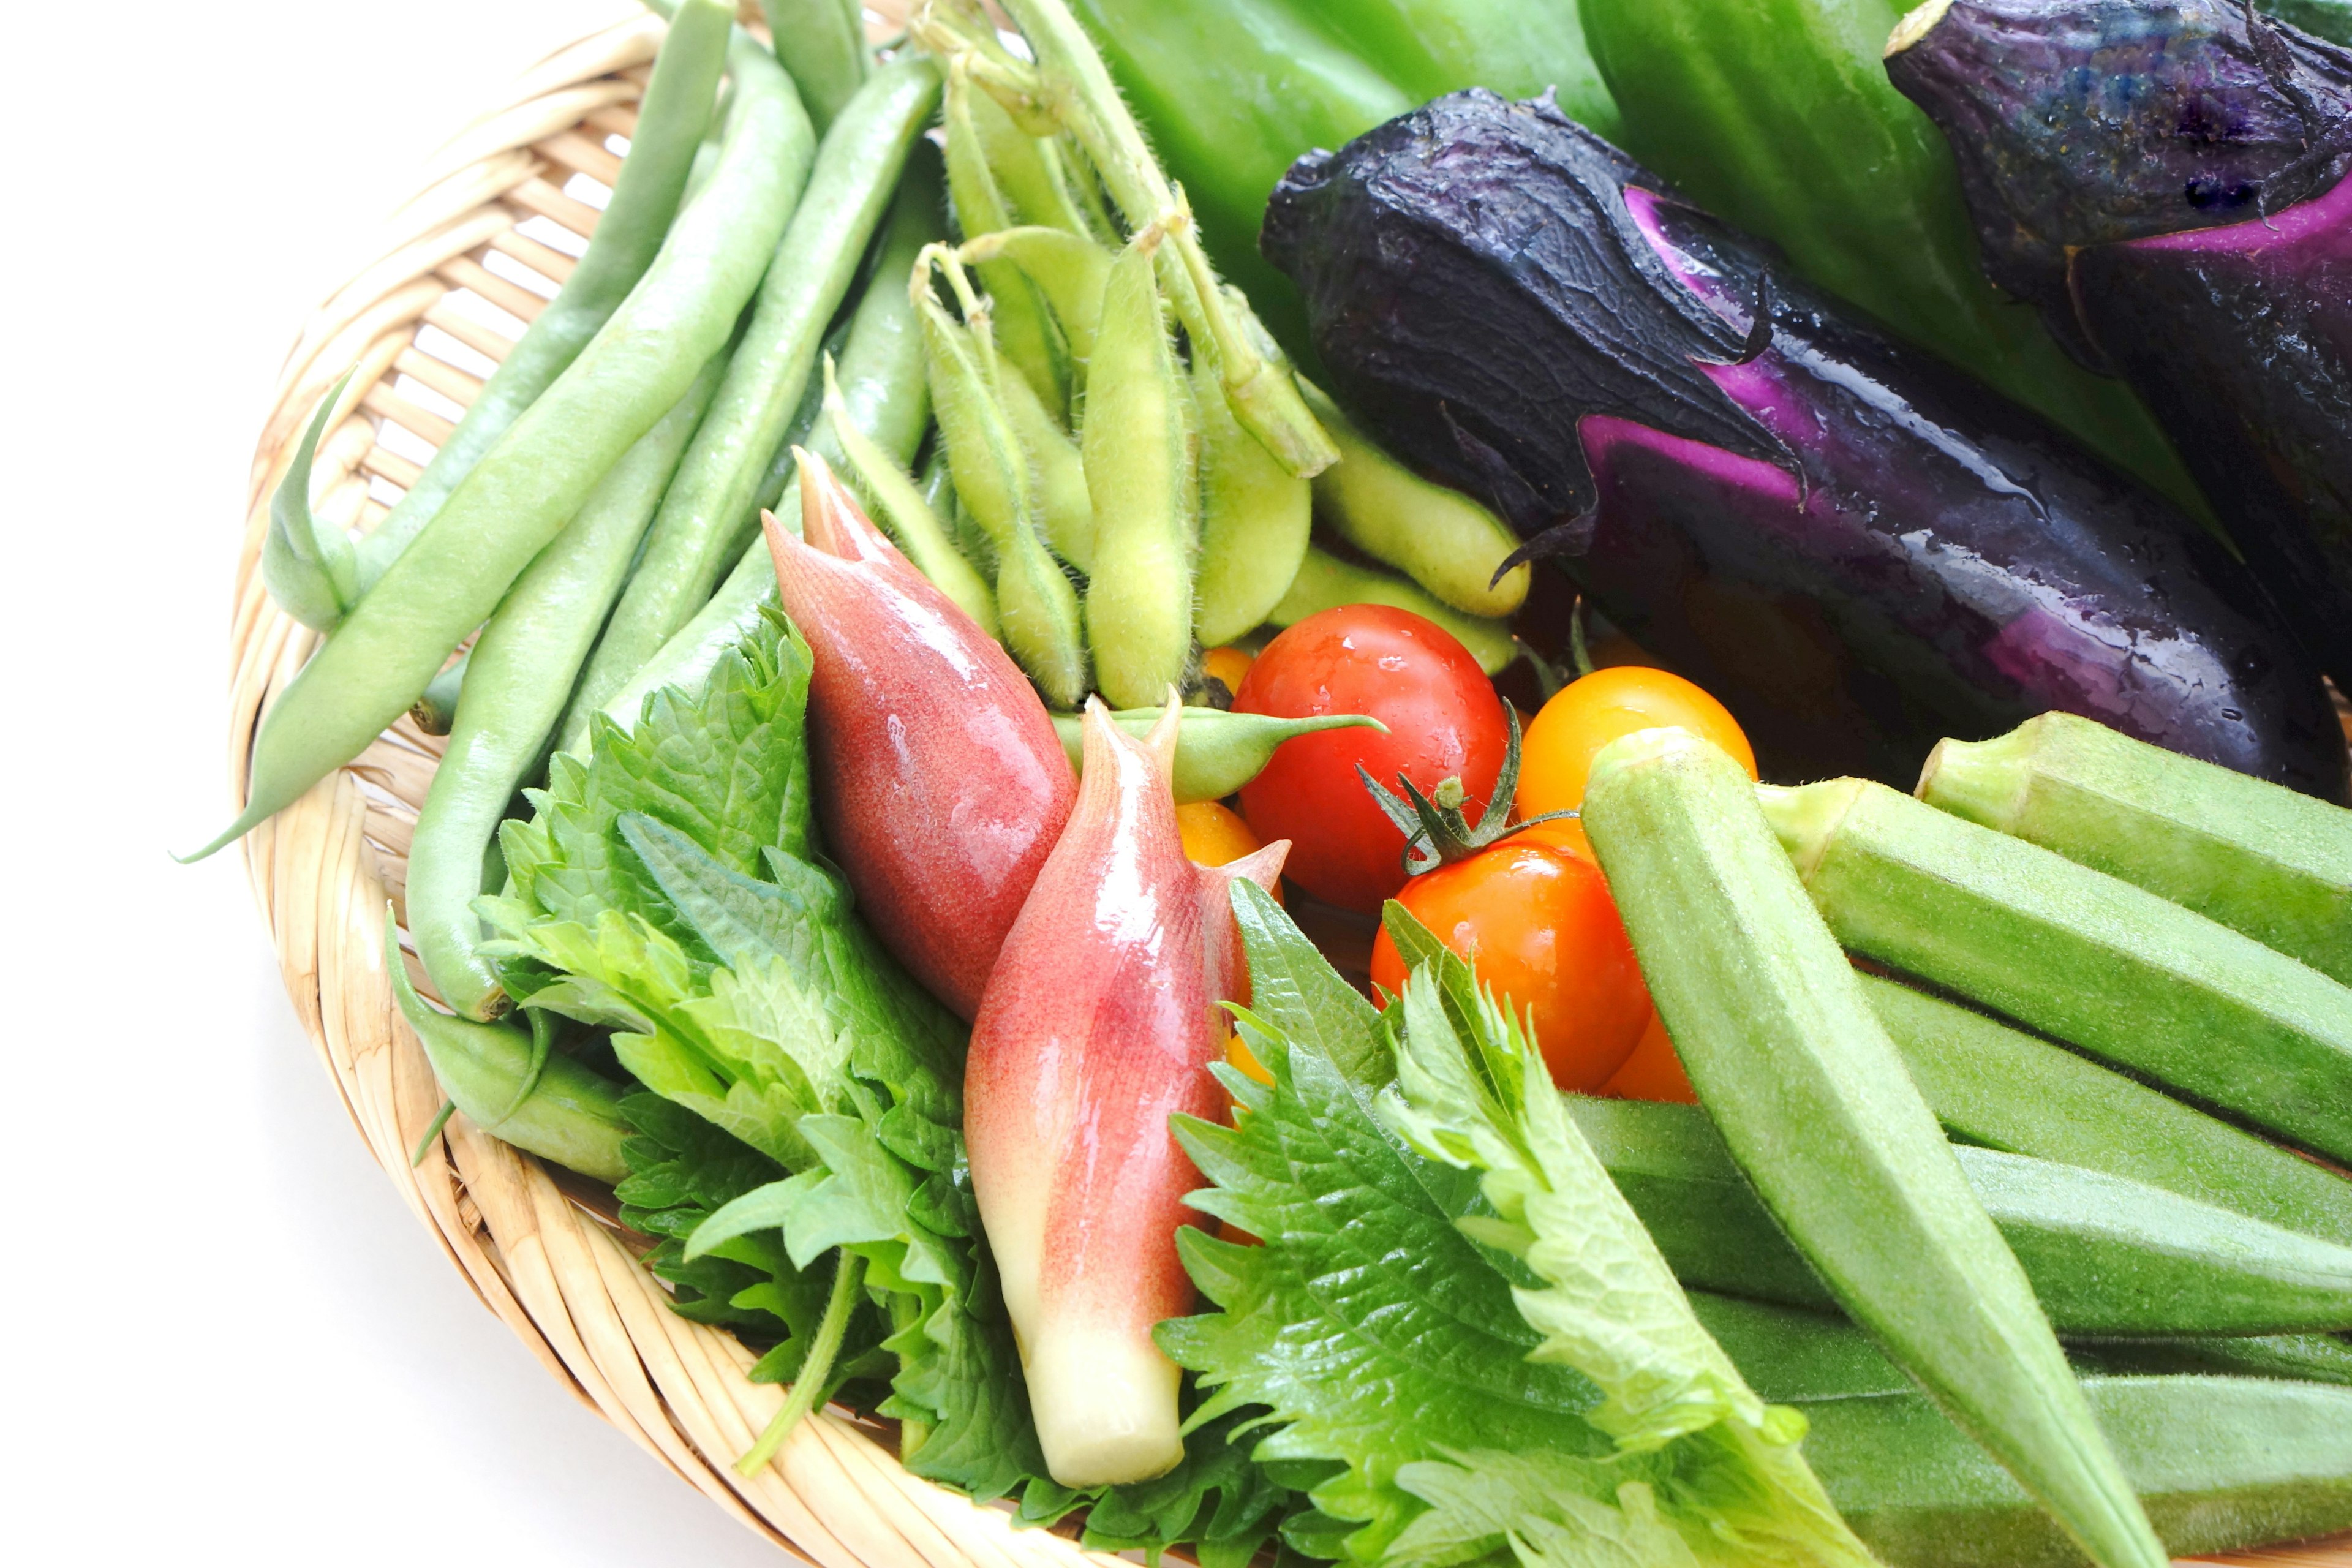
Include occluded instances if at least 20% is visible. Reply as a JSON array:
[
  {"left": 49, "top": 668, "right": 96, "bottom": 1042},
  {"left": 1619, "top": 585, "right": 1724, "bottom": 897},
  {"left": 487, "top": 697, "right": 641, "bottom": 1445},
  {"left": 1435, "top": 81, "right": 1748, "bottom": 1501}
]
[
  {"left": 1599, "top": 1012, "right": 1698, "bottom": 1104},
  {"left": 1368, "top": 840, "right": 1653, "bottom": 1092},
  {"left": 1200, "top": 644, "right": 1255, "bottom": 697},
  {"left": 1515, "top": 666, "right": 1756, "bottom": 858},
  {"left": 1178, "top": 799, "right": 1263, "bottom": 868}
]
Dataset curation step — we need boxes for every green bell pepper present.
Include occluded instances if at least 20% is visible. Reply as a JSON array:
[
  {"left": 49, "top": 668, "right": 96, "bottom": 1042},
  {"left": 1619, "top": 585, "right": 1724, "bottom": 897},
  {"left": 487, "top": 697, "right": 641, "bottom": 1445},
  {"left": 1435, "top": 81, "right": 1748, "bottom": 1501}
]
[
  {"left": 1283, "top": 0, "right": 1618, "bottom": 137},
  {"left": 1580, "top": 0, "right": 2214, "bottom": 521}
]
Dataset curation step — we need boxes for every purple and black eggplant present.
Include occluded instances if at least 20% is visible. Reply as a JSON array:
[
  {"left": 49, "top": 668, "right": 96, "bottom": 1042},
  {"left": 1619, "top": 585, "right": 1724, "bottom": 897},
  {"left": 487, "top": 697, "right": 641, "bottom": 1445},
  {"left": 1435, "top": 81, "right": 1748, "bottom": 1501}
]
[
  {"left": 1885, "top": 0, "right": 2352, "bottom": 696},
  {"left": 1260, "top": 89, "right": 2346, "bottom": 797}
]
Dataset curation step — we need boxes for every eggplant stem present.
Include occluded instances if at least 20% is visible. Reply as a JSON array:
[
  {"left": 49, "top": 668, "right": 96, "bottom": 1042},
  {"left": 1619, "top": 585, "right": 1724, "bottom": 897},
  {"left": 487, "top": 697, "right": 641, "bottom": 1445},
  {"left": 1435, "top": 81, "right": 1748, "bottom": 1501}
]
[{"left": 736, "top": 1250, "right": 867, "bottom": 1477}]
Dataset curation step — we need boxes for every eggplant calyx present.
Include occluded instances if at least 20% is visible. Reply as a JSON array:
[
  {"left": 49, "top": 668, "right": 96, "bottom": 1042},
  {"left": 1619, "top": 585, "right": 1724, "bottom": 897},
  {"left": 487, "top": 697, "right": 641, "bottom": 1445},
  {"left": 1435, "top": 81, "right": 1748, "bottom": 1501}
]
[{"left": 1357, "top": 703, "right": 1575, "bottom": 873}]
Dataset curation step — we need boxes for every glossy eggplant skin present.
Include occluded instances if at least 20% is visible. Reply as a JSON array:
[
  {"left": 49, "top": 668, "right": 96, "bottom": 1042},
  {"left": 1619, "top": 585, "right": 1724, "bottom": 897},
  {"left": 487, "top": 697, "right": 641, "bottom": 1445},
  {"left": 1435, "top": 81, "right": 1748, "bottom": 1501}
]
[
  {"left": 1886, "top": 0, "right": 2352, "bottom": 693},
  {"left": 1261, "top": 89, "right": 2346, "bottom": 796}
]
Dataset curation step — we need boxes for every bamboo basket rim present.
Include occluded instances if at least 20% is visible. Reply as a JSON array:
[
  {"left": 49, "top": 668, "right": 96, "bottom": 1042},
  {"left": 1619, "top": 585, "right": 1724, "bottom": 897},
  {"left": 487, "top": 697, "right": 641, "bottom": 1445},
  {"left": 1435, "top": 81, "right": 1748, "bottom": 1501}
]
[{"left": 221, "top": 6, "right": 2352, "bottom": 1565}]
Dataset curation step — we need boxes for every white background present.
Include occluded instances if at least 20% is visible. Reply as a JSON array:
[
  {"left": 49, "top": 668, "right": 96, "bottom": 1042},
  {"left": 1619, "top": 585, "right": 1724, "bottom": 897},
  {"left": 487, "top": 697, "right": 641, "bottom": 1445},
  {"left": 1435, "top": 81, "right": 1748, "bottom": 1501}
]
[{"left": 6, "top": 2, "right": 794, "bottom": 1561}]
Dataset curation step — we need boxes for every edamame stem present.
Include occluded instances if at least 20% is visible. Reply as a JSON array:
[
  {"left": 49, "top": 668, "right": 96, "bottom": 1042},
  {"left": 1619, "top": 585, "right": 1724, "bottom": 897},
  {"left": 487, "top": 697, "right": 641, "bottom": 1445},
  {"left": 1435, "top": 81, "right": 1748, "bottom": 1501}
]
[
  {"left": 187, "top": 31, "right": 812, "bottom": 861},
  {"left": 587, "top": 174, "right": 940, "bottom": 744},
  {"left": 346, "top": 0, "right": 733, "bottom": 595},
  {"left": 562, "top": 55, "right": 941, "bottom": 744},
  {"left": 410, "top": 356, "right": 727, "bottom": 1019}
]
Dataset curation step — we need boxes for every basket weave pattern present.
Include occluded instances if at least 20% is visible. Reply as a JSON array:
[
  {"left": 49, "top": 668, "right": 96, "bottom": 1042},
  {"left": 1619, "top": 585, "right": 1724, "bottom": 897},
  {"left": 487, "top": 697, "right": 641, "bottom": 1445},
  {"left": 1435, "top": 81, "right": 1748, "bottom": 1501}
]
[{"left": 224, "top": 10, "right": 2352, "bottom": 1566}]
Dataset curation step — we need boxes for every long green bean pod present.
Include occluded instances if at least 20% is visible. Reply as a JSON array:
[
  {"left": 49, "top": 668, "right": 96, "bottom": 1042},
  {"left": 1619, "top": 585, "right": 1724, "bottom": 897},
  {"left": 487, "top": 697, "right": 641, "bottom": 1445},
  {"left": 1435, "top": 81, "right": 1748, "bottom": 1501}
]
[
  {"left": 344, "top": 0, "right": 736, "bottom": 597},
  {"left": 263, "top": 373, "right": 360, "bottom": 630},
  {"left": 408, "top": 356, "right": 725, "bottom": 1019},
  {"left": 410, "top": 649, "right": 467, "bottom": 736},
  {"left": 564, "top": 54, "right": 941, "bottom": 738},
  {"left": 385, "top": 917, "right": 630, "bottom": 1183},
  {"left": 763, "top": 0, "right": 867, "bottom": 130},
  {"left": 1582, "top": 727, "right": 2168, "bottom": 1568},
  {"left": 187, "top": 32, "right": 811, "bottom": 861},
  {"left": 1082, "top": 229, "right": 1199, "bottom": 708},
  {"left": 590, "top": 181, "right": 940, "bottom": 739}
]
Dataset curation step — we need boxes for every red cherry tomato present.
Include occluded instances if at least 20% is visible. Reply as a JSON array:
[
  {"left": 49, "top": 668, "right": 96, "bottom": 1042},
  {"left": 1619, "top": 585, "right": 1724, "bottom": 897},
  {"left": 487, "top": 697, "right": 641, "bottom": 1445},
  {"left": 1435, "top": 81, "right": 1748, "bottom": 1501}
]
[
  {"left": 1235, "top": 606, "right": 1509, "bottom": 913},
  {"left": 1600, "top": 1012, "right": 1698, "bottom": 1104},
  {"left": 1368, "top": 840, "right": 1654, "bottom": 1092}
]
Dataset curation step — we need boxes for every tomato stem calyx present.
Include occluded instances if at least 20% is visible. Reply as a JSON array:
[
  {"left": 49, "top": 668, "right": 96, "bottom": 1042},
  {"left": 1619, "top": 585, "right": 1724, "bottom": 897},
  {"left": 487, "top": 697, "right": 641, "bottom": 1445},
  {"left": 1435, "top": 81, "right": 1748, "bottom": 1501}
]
[{"left": 1358, "top": 701, "right": 1577, "bottom": 875}]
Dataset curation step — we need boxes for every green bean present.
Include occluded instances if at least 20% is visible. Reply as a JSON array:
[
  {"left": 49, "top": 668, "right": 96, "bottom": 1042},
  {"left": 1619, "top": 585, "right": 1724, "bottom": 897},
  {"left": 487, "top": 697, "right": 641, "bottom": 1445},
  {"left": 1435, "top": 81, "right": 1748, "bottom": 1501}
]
[
  {"left": 1192, "top": 347, "right": 1309, "bottom": 647},
  {"left": 1295, "top": 377, "right": 1529, "bottom": 618},
  {"left": 344, "top": 0, "right": 734, "bottom": 597},
  {"left": 1268, "top": 546, "right": 1517, "bottom": 674},
  {"left": 763, "top": 0, "right": 867, "bottom": 130},
  {"left": 562, "top": 55, "right": 941, "bottom": 743},
  {"left": 1082, "top": 228, "right": 1199, "bottom": 708},
  {"left": 385, "top": 915, "right": 630, "bottom": 1183},
  {"left": 409, "top": 355, "right": 725, "bottom": 1018},
  {"left": 826, "top": 356, "right": 998, "bottom": 633},
  {"left": 410, "top": 649, "right": 467, "bottom": 736},
  {"left": 589, "top": 186, "right": 940, "bottom": 742},
  {"left": 183, "top": 33, "right": 811, "bottom": 862},
  {"left": 263, "top": 372, "right": 360, "bottom": 630}
]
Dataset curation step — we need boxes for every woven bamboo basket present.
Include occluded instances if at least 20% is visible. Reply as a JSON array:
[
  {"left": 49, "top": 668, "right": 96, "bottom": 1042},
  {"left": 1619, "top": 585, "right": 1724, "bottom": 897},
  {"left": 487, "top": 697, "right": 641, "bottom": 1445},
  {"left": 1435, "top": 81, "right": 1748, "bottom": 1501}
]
[{"left": 223, "top": 5, "right": 2352, "bottom": 1564}]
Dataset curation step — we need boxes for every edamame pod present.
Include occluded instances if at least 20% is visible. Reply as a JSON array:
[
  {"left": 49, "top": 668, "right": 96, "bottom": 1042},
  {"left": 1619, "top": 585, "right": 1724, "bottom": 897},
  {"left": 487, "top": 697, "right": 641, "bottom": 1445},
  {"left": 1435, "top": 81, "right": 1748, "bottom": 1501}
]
[
  {"left": 1919, "top": 712, "right": 2352, "bottom": 985},
  {"left": 565, "top": 55, "right": 941, "bottom": 741},
  {"left": 956, "top": 225, "right": 1114, "bottom": 373},
  {"left": 1583, "top": 728, "right": 2168, "bottom": 1568},
  {"left": 1863, "top": 971, "right": 2352, "bottom": 1248},
  {"left": 1191, "top": 350, "right": 1309, "bottom": 647},
  {"left": 347, "top": 0, "right": 737, "bottom": 593},
  {"left": 385, "top": 917, "right": 630, "bottom": 1184},
  {"left": 594, "top": 177, "right": 940, "bottom": 737},
  {"left": 762, "top": 0, "right": 866, "bottom": 130},
  {"left": 1082, "top": 230, "right": 1199, "bottom": 708},
  {"left": 1295, "top": 377, "right": 1528, "bottom": 618},
  {"left": 1049, "top": 707, "right": 1383, "bottom": 803},
  {"left": 187, "top": 33, "right": 810, "bottom": 860},
  {"left": 1761, "top": 775, "right": 2352, "bottom": 1165},
  {"left": 825, "top": 356, "right": 997, "bottom": 635},
  {"left": 997, "top": 355, "right": 1093, "bottom": 569},
  {"left": 1268, "top": 546, "right": 1515, "bottom": 674},
  {"left": 943, "top": 59, "right": 1067, "bottom": 410},
  {"left": 996, "top": 515, "right": 1090, "bottom": 712},
  {"left": 410, "top": 356, "right": 725, "bottom": 1018}
]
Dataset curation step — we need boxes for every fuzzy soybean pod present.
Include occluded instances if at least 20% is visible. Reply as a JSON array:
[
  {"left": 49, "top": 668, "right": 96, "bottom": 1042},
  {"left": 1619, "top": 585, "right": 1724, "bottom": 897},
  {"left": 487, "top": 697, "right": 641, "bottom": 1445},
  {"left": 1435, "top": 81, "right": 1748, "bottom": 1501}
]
[
  {"left": 563, "top": 55, "right": 941, "bottom": 738},
  {"left": 825, "top": 356, "right": 997, "bottom": 635},
  {"left": 343, "top": 0, "right": 737, "bottom": 600},
  {"left": 1294, "top": 377, "right": 1528, "bottom": 618},
  {"left": 576, "top": 154, "right": 942, "bottom": 748},
  {"left": 409, "top": 358, "right": 725, "bottom": 1019},
  {"left": 1267, "top": 545, "right": 1517, "bottom": 674},
  {"left": 1583, "top": 726, "right": 2169, "bottom": 1568},
  {"left": 1191, "top": 347, "right": 1310, "bottom": 647},
  {"left": 997, "top": 350, "right": 1094, "bottom": 570},
  {"left": 1083, "top": 232, "right": 1200, "bottom": 709},
  {"left": 186, "top": 36, "right": 810, "bottom": 861},
  {"left": 957, "top": 225, "right": 1115, "bottom": 377},
  {"left": 763, "top": 0, "right": 866, "bottom": 130},
  {"left": 943, "top": 59, "right": 1068, "bottom": 411}
]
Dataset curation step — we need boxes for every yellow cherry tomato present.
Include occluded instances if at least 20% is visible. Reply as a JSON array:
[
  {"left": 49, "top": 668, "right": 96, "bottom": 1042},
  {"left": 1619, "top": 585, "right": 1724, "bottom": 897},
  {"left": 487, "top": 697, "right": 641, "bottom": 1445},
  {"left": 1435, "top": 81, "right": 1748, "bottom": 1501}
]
[
  {"left": 1177, "top": 801, "right": 1280, "bottom": 906},
  {"left": 1515, "top": 666, "right": 1757, "bottom": 856},
  {"left": 1201, "top": 644, "right": 1255, "bottom": 697},
  {"left": 1600, "top": 1012, "right": 1699, "bottom": 1104},
  {"left": 1227, "top": 1033, "right": 1273, "bottom": 1087}
]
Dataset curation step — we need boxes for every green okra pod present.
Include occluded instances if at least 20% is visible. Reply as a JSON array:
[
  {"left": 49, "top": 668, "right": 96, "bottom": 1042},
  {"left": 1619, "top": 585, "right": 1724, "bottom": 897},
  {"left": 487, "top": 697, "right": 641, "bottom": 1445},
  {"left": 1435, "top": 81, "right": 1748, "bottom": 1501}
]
[
  {"left": 1583, "top": 727, "right": 2168, "bottom": 1568},
  {"left": 349, "top": 0, "right": 738, "bottom": 592},
  {"left": 1570, "top": 1094, "right": 2352, "bottom": 1335},
  {"left": 1191, "top": 349, "right": 1310, "bottom": 648},
  {"left": 1863, "top": 971, "right": 2352, "bottom": 1248},
  {"left": 824, "top": 356, "right": 997, "bottom": 635},
  {"left": 1295, "top": 377, "right": 1527, "bottom": 619},
  {"left": 564, "top": 55, "right": 941, "bottom": 742},
  {"left": 1049, "top": 707, "right": 1383, "bottom": 803},
  {"left": 1762, "top": 775, "right": 2352, "bottom": 1166},
  {"left": 762, "top": 0, "right": 867, "bottom": 130},
  {"left": 410, "top": 355, "right": 726, "bottom": 1017},
  {"left": 1268, "top": 545, "right": 1516, "bottom": 674},
  {"left": 1919, "top": 712, "right": 2352, "bottom": 986},
  {"left": 1082, "top": 228, "right": 1199, "bottom": 708},
  {"left": 2073, "top": 1332, "right": 2352, "bottom": 1389},
  {"left": 187, "top": 31, "right": 810, "bottom": 861},
  {"left": 385, "top": 916, "right": 630, "bottom": 1184}
]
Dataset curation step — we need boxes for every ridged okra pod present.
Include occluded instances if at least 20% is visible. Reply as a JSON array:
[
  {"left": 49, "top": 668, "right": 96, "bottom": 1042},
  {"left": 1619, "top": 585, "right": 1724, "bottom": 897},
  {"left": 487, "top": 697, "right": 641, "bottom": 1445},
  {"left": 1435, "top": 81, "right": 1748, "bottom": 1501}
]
[
  {"left": 1049, "top": 707, "right": 1382, "bottom": 803},
  {"left": 1762, "top": 774, "right": 2352, "bottom": 1164},
  {"left": 1268, "top": 546, "right": 1515, "bottom": 674},
  {"left": 1191, "top": 348, "right": 1309, "bottom": 647},
  {"left": 1581, "top": 726, "right": 2167, "bottom": 1568},
  {"left": 1863, "top": 970, "right": 2352, "bottom": 1247},
  {"left": 1296, "top": 378, "right": 1527, "bottom": 618},
  {"left": 1919, "top": 712, "right": 2352, "bottom": 986},
  {"left": 1082, "top": 231, "right": 1199, "bottom": 708}
]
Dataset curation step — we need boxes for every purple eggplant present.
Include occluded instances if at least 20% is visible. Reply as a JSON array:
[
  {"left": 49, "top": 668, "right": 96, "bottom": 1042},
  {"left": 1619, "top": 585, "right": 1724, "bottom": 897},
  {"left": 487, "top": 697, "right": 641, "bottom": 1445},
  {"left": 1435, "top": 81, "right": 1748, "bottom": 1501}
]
[
  {"left": 1884, "top": 0, "right": 2352, "bottom": 698},
  {"left": 1260, "top": 88, "right": 2346, "bottom": 797}
]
